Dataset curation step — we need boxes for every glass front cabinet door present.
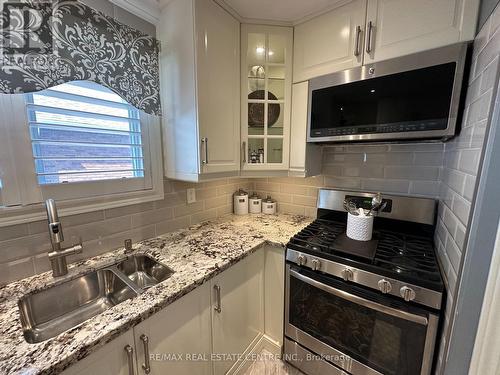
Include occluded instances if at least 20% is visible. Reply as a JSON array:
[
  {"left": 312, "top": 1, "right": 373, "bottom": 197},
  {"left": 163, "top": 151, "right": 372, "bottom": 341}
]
[{"left": 241, "top": 25, "right": 293, "bottom": 173}]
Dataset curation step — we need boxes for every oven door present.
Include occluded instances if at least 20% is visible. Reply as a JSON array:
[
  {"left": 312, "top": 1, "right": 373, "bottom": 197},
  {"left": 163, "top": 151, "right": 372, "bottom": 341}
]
[{"left": 284, "top": 264, "right": 439, "bottom": 375}]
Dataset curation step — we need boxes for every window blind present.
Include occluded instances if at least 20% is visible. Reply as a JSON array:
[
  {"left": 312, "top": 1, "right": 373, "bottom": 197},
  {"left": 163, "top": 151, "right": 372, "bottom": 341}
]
[{"left": 25, "top": 81, "right": 145, "bottom": 185}]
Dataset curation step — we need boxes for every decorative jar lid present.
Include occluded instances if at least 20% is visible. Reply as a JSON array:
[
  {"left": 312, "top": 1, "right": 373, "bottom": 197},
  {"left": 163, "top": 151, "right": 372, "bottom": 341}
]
[
  {"left": 249, "top": 192, "right": 260, "bottom": 199},
  {"left": 234, "top": 188, "right": 248, "bottom": 196},
  {"left": 263, "top": 195, "right": 275, "bottom": 203}
]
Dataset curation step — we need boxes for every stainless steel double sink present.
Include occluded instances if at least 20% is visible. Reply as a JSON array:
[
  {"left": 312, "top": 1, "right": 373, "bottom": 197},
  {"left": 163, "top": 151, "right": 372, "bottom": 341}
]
[{"left": 18, "top": 254, "right": 174, "bottom": 344}]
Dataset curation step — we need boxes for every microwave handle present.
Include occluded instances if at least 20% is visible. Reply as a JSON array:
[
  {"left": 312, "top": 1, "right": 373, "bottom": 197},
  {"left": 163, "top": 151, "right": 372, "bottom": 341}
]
[{"left": 289, "top": 268, "right": 428, "bottom": 326}]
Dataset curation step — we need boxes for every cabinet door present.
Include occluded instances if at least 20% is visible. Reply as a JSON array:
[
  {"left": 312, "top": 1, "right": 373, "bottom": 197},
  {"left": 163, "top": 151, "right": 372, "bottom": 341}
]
[
  {"left": 241, "top": 25, "right": 293, "bottom": 173},
  {"left": 196, "top": 0, "right": 240, "bottom": 174},
  {"left": 293, "top": 0, "right": 366, "bottom": 83},
  {"left": 211, "top": 250, "right": 265, "bottom": 375},
  {"left": 289, "top": 81, "right": 322, "bottom": 177},
  {"left": 364, "top": 0, "right": 478, "bottom": 63},
  {"left": 134, "top": 282, "right": 212, "bottom": 375},
  {"left": 61, "top": 331, "right": 136, "bottom": 375}
]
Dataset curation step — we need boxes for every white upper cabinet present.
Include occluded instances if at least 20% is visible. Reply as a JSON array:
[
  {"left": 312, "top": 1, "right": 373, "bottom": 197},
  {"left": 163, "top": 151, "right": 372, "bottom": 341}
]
[
  {"left": 158, "top": 0, "right": 240, "bottom": 182},
  {"left": 241, "top": 25, "right": 293, "bottom": 175},
  {"left": 364, "top": 0, "right": 479, "bottom": 63},
  {"left": 293, "top": 0, "right": 366, "bottom": 83},
  {"left": 289, "top": 81, "right": 322, "bottom": 177},
  {"left": 293, "top": 0, "right": 479, "bottom": 81}
]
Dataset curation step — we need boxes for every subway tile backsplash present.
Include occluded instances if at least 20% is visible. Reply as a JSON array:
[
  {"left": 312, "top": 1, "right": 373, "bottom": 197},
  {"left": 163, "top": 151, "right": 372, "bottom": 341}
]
[
  {"left": 253, "top": 142, "right": 445, "bottom": 219},
  {"left": 0, "top": 178, "right": 252, "bottom": 285}
]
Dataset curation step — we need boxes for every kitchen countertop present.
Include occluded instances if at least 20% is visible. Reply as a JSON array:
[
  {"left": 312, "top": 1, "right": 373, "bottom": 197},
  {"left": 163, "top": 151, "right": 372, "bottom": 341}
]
[{"left": 0, "top": 213, "right": 312, "bottom": 375}]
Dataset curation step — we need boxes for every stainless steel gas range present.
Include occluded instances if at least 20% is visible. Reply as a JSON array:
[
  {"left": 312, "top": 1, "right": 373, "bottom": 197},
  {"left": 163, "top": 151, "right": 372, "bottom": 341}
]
[{"left": 284, "top": 189, "right": 445, "bottom": 375}]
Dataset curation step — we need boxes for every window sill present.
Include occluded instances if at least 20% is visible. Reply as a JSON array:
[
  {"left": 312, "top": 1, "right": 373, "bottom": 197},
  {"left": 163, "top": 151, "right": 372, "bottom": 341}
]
[{"left": 0, "top": 189, "right": 164, "bottom": 227}]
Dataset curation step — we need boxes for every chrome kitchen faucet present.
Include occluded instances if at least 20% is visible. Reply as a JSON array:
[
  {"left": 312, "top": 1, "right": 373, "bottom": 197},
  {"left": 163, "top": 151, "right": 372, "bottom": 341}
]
[{"left": 45, "top": 199, "right": 83, "bottom": 277}]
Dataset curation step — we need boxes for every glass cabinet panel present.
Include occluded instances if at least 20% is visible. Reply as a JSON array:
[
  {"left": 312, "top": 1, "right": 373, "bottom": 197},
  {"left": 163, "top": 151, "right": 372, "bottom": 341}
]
[{"left": 242, "top": 25, "right": 291, "bottom": 169}]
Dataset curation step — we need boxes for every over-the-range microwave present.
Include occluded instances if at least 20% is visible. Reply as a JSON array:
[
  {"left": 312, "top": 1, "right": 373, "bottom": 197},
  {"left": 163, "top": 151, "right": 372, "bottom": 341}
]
[{"left": 307, "top": 43, "right": 469, "bottom": 143}]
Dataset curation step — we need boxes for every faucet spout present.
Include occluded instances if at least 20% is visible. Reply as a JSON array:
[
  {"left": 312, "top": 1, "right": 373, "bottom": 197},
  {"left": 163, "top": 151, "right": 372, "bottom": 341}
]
[
  {"left": 45, "top": 199, "right": 83, "bottom": 277},
  {"left": 46, "top": 199, "right": 64, "bottom": 248}
]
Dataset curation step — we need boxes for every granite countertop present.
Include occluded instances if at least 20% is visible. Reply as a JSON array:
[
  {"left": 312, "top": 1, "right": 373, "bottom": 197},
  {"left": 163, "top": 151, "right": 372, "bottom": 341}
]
[{"left": 0, "top": 213, "right": 312, "bottom": 375}]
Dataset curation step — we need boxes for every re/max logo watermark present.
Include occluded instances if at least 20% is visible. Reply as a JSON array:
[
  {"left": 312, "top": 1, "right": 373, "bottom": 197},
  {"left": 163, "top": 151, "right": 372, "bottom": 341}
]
[
  {"left": 149, "top": 353, "right": 302, "bottom": 362},
  {"left": 0, "top": 0, "right": 55, "bottom": 55}
]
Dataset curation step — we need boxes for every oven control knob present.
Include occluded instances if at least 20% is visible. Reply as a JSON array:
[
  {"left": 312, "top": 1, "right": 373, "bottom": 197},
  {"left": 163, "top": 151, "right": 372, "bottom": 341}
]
[
  {"left": 311, "top": 259, "right": 321, "bottom": 271},
  {"left": 400, "top": 286, "right": 416, "bottom": 302},
  {"left": 378, "top": 279, "right": 392, "bottom": 294},
  {"left": 297, "top": 254, "right": 307, "bottom": 266},
  {"left": 341, "top": 268, "right": 353, "bottom": 281}
]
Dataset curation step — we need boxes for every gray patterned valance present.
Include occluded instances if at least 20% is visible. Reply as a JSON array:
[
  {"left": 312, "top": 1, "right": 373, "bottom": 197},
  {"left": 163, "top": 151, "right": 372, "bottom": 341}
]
[{"left": 0, "top": 0, "right": 161, "bottom": 115}]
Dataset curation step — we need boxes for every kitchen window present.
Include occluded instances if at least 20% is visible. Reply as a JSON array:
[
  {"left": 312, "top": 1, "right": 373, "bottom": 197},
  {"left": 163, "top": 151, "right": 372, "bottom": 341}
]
[{"left": 0, "top": 81, "right": 163, "bottom": 225}]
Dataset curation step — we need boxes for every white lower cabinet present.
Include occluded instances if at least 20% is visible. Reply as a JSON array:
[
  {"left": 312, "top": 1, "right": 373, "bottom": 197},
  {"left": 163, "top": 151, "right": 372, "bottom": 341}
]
[
  {"left": 211, "top": 250, "right": 265, "bottom": 374},
  {"left": 61, "top": 330, "right": 136, "bottom": 375},
  {"left": 62, "top": 247, "right": 279, "bottom": 375},
  {"left": 133, "top": 282, "right": 213, "bottom": 375}
]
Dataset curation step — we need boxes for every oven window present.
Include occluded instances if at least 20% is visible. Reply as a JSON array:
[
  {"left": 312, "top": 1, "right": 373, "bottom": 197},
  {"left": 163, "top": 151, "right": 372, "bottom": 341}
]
[
  {"left": 289, "top": 273, "right": 428, "bottom": 375},
  {"left": 310, "top": 62, "right": 456, "bottom": 132}
]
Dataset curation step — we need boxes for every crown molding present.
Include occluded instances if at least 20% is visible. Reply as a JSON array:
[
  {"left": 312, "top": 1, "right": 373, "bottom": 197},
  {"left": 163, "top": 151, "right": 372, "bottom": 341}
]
[
  {"left": 109, "top": 0, "right": 160, "bottom": 25},
  {"left": 214, "top": 0, "right": 351, "bottom": 26}
]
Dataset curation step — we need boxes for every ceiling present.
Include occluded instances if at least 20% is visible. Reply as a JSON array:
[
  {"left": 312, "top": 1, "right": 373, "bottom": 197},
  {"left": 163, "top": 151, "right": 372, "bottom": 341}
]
[{"left": 218, "top": 0, "right": 344, "bottom": 24}]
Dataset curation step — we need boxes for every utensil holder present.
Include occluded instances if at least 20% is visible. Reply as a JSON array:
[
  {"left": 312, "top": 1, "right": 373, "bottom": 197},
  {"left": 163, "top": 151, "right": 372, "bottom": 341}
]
[{"left": 346, "top": 213, "right": 374, "bottom": 241}]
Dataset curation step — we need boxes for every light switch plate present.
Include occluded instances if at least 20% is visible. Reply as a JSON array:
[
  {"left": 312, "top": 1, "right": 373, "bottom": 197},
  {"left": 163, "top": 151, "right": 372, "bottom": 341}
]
[{"left": 187, "top": 188, "right": 196, "bottom": 204}]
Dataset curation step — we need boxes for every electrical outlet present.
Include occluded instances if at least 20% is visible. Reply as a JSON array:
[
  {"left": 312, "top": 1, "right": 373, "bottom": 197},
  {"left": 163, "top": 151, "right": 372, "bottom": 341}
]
[{"left": 187, "top": 188, "right": 196, "bottom": 204}]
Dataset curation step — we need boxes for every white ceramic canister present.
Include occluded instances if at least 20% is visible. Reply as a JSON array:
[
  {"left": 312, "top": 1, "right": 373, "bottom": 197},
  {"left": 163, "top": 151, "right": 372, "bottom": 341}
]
[
  {"left": 248, "top": 193, "right": 262, "bottom": 214},
  {"left": 233, "top": 189, "right": 249, "bottom": 215},
  {"left": 346, "top": 212, "right": 374, "bottom": 241},
  {"left": 262, "top": 196, "right": 277, "bottom": 215}
]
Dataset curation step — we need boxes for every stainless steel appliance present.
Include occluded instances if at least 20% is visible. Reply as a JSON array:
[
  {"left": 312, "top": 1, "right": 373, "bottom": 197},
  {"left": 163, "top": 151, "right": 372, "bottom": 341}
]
[
  {"left": 284, "top": 189, "right": 445, "bottom": 375},
  {"left": 307, "top": 43, "right": 469, "bottom": 143}
]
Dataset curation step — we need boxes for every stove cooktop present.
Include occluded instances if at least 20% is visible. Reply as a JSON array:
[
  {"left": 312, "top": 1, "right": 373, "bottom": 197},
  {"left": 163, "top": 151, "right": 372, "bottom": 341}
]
[{"left": 287, "top": 218, "right": 444, "bottom": 292}]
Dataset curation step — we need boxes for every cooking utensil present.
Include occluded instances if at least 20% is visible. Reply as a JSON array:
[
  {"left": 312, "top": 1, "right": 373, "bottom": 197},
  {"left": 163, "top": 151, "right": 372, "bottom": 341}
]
[
  {"left": 376, "top": 201, "right": 387, "bottom": 213},
  {"left": 343, "top": 199, "right": 359, "bottom": 215},
  {"left": 367, "top": 193, "right": 383, "bottom": 216}
]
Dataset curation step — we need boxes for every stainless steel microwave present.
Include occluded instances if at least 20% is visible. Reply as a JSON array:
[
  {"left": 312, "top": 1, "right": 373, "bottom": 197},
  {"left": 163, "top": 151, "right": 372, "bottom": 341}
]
[{"left": 307, "top": 43, "right": 469, "bottom": 143}]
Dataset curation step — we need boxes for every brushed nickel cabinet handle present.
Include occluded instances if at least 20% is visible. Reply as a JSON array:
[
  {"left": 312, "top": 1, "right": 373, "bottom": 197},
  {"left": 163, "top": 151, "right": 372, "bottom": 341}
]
[
  {"left": 124, "top": 345, "right": 135, "bottom": 375},
  {"left": 366, "top": 21, "right": 374, "bottom": 53},
  {"left": 242, "top": 141, "right": 246, "bottom": 164},
  {"left": 140, "top": 334, "right": 151, "bottom": 374},
  {"left": 354, "top": 25, "right": 362, "bottom": 57},
  {"left": 201, "top": 137, "right": 208, "bottom": 164},
  {"left": 214, "top": 285, "right": 222, "bottom": 313}
]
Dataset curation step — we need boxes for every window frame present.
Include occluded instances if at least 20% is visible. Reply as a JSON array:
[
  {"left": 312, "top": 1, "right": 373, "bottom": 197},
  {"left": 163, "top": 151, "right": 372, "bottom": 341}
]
[{"left": 0, "top": 84, "right": 164, "bottom": 227}]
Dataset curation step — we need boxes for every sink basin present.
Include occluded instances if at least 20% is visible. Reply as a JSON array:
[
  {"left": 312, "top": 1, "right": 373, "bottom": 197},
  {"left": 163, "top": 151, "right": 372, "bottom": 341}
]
[
  {"left": 18, "top": 268, "right": 138, "bottom": 344},
  {"left": 116, "top": 254, "right": 174, "bottom": 289}
]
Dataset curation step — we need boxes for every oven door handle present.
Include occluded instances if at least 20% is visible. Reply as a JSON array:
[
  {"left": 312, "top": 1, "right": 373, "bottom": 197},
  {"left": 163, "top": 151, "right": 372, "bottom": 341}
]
[{"left": 289, "top": 268, "right": 429, "bottom": 326}]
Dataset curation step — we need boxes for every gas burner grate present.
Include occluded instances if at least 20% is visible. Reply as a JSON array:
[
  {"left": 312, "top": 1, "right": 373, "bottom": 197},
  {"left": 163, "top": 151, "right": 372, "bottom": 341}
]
[
  {"left": 374, "top": 230, "right": 441, "bottom": 280},
  {"left": 288, "top": 219, "right": 442, "bottom": 286},
  {"left": 291, "top": 220, "right": 345, "bottom": 253}
]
